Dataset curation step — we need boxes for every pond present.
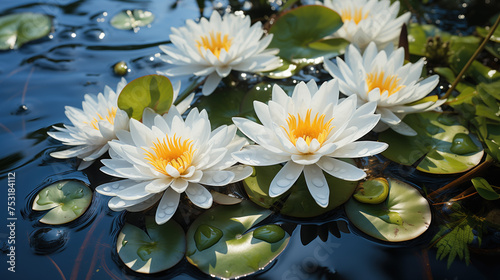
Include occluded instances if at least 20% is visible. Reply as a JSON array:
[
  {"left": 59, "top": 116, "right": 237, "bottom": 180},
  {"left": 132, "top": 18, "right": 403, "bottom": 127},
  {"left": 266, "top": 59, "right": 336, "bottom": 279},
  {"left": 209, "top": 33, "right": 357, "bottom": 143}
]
[{"left": 1, "top": 0, "right": 500, "bottom": 279}]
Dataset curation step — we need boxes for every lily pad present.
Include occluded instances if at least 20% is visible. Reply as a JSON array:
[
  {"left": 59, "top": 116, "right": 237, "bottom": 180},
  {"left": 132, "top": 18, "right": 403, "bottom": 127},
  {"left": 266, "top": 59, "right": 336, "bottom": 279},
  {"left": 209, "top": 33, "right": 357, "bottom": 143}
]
[
  {"left": 243, "top": 163, "right": 358, "bottom": 218},
  {"left": 186, "top": 201, "right": 290, "bottom": 279},
  {"left": 345, "top": 178, "right": 432, "bottom": 242},
  {"left": 111, "top": 10, "right": 154, "bottom": 31},
  {"left": 378, "top": 112, "right": 484, "bottom": 174},
  {"left": 117, "top": 74, "right": 174, "bottom": 120},
  {"left": 353, "top": 178, "right": 389, "bottom": 204},
  {"left": 0, "top": 13, "right": 51, "bottom": 50},
  {"left": 268, "top": 5, "right": 344, "bottom": 61},
  {"left": 32, "top": 180, "right": 92, "bottom": 225},
  {"left": 117, "top": 217, "right": 185, "bottom": 274}
]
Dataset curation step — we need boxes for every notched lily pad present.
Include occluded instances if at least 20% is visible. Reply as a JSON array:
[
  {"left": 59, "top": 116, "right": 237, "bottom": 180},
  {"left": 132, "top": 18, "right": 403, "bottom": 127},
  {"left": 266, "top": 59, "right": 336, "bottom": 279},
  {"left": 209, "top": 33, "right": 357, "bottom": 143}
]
[
  {"left": 243, "top": 163, "right": 358, "bottom": 218},
  {"left": 117, "top": 217, "right": 185, "bottom": 274},
  {"left": 117, "top": 74, "right": 174, "bottom": 120},
  {"left": 268, "top": 5, "right": 344, "bottom": 61},
  {"left": 379, "top": 112, "right": 484, "bottom": 174},
  {"left": 345, "top": 178, "right": 432, "bottom": 242},
  {"left": 32, "top": 180, "right": 92, "bottom": 225},
  {"left": 0, "top": 13, "right": 52, "bottom": 50},
  {"left": 186, "top": 201, "right": 290, "bottom": 279},
  {"left": 111, "top": 9, "right": 154, "bottom": 31}
]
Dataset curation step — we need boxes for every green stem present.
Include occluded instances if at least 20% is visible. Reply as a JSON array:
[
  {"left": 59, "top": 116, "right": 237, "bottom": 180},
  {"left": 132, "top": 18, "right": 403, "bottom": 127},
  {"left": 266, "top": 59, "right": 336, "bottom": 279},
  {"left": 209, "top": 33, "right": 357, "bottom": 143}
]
[{"left": 442, "top": 15, "right": 500, "bottom": 100}]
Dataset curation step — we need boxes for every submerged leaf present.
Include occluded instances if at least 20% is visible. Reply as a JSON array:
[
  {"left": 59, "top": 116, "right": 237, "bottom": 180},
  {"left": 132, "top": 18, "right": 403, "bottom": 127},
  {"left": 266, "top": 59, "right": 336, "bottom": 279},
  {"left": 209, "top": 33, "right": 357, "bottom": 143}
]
[
  {"left": 32, "top": 180, "right": 92, "bottom": 225},
  {"left": 0, "top": 13, "right": 51, "bottom": 50}
]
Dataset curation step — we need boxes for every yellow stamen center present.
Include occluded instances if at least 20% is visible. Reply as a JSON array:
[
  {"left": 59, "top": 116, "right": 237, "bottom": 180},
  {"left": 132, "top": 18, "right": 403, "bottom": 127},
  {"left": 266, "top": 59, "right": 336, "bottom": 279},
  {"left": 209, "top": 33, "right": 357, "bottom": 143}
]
[
  {"left": 283, "top": 109, "right": 334, "bottom": 146},
  {"left": 143, "top": 134, "right": 195, "bottom": 176},
  {"left": 196, "top": 31, "right": 232, "bottom": 59},
  {"left": 366, "top": 71, "right": 405, "bottom": 96},
  {"left": 340, "top": 7, "right": 369, "bottom": 25},
  {"left": 86, "top": 107, "right": 117, "bottom": 130}
]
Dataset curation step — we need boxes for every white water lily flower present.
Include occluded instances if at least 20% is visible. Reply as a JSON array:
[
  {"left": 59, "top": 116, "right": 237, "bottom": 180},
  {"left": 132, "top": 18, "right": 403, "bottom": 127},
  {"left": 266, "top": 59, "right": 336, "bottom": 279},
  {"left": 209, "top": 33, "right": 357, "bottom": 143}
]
[
  {"left": 232, "top": 80, "right": 388, "bottom": 208},
  {"left": 323, "top": 0, "right": 410, "bottom": 50},
  {"left": 96, "top": 107, "right": 253, "bottom": 224},
  {"left": 158, "top": 11, "right": 281, "bottom": 96},
  {"left": 324, "top": 42, "right": 445, "bottom": 136},
  {"left": 48, "top": 78, "right": 194, "bottom": 170}
]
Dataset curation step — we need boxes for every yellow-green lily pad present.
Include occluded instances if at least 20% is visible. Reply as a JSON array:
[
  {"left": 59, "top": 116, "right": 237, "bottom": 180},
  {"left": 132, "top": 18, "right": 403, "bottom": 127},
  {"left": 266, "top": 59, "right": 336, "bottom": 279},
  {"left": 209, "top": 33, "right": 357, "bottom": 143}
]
[
  {"left": 345, "top": 178, "right": 432, "bottom": 242},
  {"left": 32, "top": 180, "right": 92, "bottom": 225},
  {"left": 117, "top": 217, "right": 185, "bottom": 274},
  {"left": 379, "top": 112, "right": 484, "bottom": 174},
  {"left": 117, "top": 74, "right": 174, "bottom": 120},
  {"left": 243, "top": 163, "right": 358, "bottom": 218},
  {"left": 186, "top": 201, "right": 290, "bottom": 279}
]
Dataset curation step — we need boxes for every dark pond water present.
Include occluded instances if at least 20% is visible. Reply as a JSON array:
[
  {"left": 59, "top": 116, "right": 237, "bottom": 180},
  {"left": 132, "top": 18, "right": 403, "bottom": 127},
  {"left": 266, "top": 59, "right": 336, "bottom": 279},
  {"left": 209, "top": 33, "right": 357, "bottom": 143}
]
[{"left": 0, "top": 0, "right": 499, "bottom": 279}]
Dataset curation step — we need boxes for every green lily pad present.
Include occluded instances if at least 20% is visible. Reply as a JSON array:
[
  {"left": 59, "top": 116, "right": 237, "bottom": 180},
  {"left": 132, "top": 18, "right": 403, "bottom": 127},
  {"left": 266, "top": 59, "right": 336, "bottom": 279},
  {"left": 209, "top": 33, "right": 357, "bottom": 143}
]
[
  {"left": 186, "top": 201, "right": 290, "bottom": 279},
  {"left": 0, "top": 13, "right": 51, "bottom": 50},
  {"left": 117, "top": 217, "right": 185, "bottom": 274},
  {"left": 471, "top": 177, "right": 500, "bottom": 200},
  {"left": 243, "top": 163, "right": 358, "bottom": 218},
  {"left": 111, "top": 10, "right": 154, "bottom": 31},
  {"left": 268, "top": 5, "right": 344, "bottom": 61},
  {"left": 378, "top": 112, "right": 484, "bottom": 174},
  {"left": 117, "top": 74, "right": 174, "bottom": 120},
  {"left": 32, "top": 180, "right": 92, "bottom": 225},
  {"left": 345, "top": 178, "right": 432, "bottom": 242}
]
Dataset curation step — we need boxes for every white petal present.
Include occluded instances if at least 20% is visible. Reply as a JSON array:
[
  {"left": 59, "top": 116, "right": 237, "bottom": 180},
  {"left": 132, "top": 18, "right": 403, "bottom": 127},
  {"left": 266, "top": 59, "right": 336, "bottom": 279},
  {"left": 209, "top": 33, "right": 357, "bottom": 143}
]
[
  {"left": 227, "top": 165, "right": 253, "bottom": 183},
  {"left": 185, "top": 183, "right": 213, "bottom": 209},
  {"left": 155, "top": 188, "right": 180, "bottom": 224},
  {"left": 330, "top": 141, "right": 388, "bottom": 158},
  {"left": 199, "top": 170, "right": 234, "bottom": 186},
  {"left": 317, "top": 157, "right": 366, "bottom": 181},
  {"left": 232, "top": 145, "right": 290, "bottom": 166},
  {"left": 304, "top": 165, "right": 329, "bottom": 208},
  {"left": 269, "top": 161, "right": 304, "bottom": 197},
  {"left": 170, "top": 178, "right": 189, "bottom": 193},
  {"left": 145, "top": 178, "right": 173, "bottom": 193},
  {"left": 202, "top": 72, "right": 222, "bottom": 96}
]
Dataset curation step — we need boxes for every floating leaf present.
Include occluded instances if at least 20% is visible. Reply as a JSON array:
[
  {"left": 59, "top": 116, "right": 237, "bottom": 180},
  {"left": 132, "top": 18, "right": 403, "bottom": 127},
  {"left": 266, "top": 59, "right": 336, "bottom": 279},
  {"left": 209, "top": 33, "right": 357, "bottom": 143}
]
[
  {"left": 268, "top": 5, "right": 344, "bottom": 61},
  {"left": 32, "top": 180, "right": 92, "bottom": 225},
  {"left": 378, "top": 112, "right": 484, "bottom": 174},
  {"left": 345, "top": 178, "right": 431, "bottom": 242},
  {"left": 117, "top": 75, "right": 174, "bottom": 120},
  {"left": 0, "top": 13, "right": 51, "bottom": 50},
  {"left": 407, "top": 23, "right": 451, "bottom": 56},
  {"left": 117, "top": 217, "right": 185, "bottom": 274},
  {"left": 243, "top": 163, "right": 358, "bottom": 218},
  {"left": 471, "top": 177, "right": 500, "bottom": 200},
  {"left": 186, "top": 201, "right": 290, "bottom": 279},
  {"left": 111, "top": 10, "right": 154, "bottom": 31},
  {"left": 353, "top": 178, "right": 389, "bottom": 204}
]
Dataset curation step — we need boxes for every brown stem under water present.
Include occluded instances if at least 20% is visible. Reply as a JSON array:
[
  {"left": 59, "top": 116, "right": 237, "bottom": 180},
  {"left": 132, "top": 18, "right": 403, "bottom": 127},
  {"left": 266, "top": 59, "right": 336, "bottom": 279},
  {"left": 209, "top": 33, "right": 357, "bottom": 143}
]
[{"left": 427, "top": 157, "right": 494, "bottom": 201}]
